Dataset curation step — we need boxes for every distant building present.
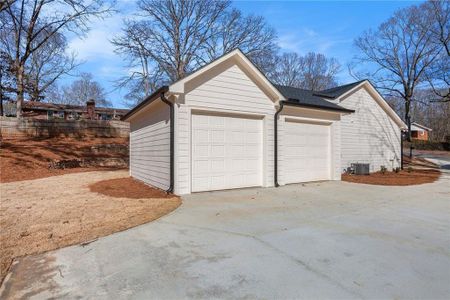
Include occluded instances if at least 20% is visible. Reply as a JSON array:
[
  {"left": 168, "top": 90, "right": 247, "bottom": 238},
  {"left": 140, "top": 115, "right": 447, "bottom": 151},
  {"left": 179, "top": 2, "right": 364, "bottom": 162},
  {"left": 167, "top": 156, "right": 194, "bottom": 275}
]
[
  {"left": 410, "top": 122, "right": 432, "bottom": 141},
  {"left": 21, "top": 100, "right": 129, "bottom": 121}
]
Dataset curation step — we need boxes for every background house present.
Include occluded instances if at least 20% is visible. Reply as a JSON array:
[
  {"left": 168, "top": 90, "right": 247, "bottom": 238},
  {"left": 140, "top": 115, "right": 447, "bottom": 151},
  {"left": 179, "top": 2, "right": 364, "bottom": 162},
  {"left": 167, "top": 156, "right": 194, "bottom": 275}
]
[
  {"left": 21, "top": 100, "right": 129, "bottom": 121},
  {"left": 410, "top": 122, "right": 432, "bottom": 141}
]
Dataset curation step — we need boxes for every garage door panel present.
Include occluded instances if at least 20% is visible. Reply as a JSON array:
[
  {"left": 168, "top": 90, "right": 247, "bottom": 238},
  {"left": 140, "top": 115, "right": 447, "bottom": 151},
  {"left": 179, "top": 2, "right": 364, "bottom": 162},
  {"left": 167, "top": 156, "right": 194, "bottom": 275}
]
[
  {"left": 280, "top": 120, "right": 331, "bottom": 184},
  {"left": 192, "top": 113, "right": 263, "bottom": 192}
]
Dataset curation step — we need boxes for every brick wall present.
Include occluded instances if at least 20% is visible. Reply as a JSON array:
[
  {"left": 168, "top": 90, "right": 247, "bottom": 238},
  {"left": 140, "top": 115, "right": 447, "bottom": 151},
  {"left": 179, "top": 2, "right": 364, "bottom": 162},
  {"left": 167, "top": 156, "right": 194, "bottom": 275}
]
[{"left": 0, "top": 117, "right": 130, "bottom": 138}]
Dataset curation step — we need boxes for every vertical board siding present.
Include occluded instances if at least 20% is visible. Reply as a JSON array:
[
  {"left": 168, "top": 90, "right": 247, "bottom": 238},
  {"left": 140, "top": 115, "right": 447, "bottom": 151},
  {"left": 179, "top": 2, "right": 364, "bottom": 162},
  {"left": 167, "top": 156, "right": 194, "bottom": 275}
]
[
  {"left": 340, "top": 88, "right": 401, "bottom": 172},
  {"left": 175, "top": 63, "right": 276, "bottom": 194},
  {"left": 129, "top": 101, "right": 170, "bottom": 190}
]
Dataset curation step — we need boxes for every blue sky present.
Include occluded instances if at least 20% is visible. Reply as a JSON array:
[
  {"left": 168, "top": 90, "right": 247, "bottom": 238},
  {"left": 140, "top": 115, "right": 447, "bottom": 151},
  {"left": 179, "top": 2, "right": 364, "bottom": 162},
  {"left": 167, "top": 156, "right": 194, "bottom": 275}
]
[{"left": 64, "top": 0, "right": 419, "bottom": 108}]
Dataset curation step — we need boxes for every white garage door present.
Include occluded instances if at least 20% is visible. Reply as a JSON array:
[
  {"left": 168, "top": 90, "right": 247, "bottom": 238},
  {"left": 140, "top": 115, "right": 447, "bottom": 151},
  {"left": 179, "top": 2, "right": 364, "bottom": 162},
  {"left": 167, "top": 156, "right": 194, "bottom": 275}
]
[
  {"left": 280, "top": 119, "right": 331, "bottom": 184},
  {"left": 192, "top": 113, "right": 263, "bottom": 192}
]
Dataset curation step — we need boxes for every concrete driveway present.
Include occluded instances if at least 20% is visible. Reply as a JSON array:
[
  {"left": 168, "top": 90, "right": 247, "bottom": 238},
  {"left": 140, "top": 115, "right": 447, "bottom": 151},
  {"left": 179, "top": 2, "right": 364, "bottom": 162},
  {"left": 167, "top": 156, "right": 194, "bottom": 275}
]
[{"left": 2, "top": 175, "right": 450, "bottom": 299}]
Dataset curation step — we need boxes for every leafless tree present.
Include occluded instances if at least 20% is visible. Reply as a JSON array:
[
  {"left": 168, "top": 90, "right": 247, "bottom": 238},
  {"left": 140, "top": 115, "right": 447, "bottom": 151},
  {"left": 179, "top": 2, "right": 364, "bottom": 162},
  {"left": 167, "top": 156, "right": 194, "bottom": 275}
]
[
  {"left": 270, "top": 52, "right": 340, "bottom": 90},
  {"left": 300, "top": 52, "right": 340, "bottom": 91},
  {"left": 133, "top": 0, "right": 229, "bottom": 82},
  {"left": 421, "top": 1, "right": 449, "bottom": 102},
  {"left": 388, "top": 90, "right": 450, "bottom": 142},
  {"left": 112, "top": 20, "right": 167, "bottom": 106},
  {"left": 0, "top": 0, "right": 113, "bottom": 117},
  {"left": 0, "top": 51, "right": 15, "bottom": 115},
  {"left": 60, "top": 72, "right": 111, "bottom": 107},
  {"left": 203, "top": 8, "right": 278, "bottom": 69},
  {"left": 270, "top": 52, "right": 304, "bottom": 87},
  {"left": 352, "top": 2, "right": 444, "bottom": 140},
  {"left": 112, "top": 0, "right": 279, "bottom": 106},
  {"left": 26, "top": 30, "right": 78, "bottom": 101}
]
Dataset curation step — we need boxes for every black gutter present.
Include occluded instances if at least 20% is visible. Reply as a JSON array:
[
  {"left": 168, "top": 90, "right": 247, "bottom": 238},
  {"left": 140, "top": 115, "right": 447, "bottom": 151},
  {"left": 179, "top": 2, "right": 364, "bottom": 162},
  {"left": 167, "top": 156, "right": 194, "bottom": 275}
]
[
  {"left": 160, "top": 92, "right": 174, "bottom": 194},
  {"left": 400, "top": 130, "right": 404, "bottom": 170},
  {"left": 274, "top": 101, "right": 284, "bottom": 187},
  {"left": 121, "top": 86, "right": 169, "bottom": 121},
  {"left": 283, "top": 100, "right": 355, "bottom": 113}
]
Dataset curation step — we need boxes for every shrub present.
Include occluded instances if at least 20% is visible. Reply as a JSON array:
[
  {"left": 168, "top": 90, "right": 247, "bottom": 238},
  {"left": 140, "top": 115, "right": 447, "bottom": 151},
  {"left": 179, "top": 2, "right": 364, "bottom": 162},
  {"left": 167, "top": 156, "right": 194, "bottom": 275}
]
[
  {"left": 407, "top": 166, "right": 413, "bottom": 173},
  {"left": 380, "top": 166, "right": 387, "bottom": 174},
  {"left": 394, "top": 167, "right": 400, "bottom": 173}
]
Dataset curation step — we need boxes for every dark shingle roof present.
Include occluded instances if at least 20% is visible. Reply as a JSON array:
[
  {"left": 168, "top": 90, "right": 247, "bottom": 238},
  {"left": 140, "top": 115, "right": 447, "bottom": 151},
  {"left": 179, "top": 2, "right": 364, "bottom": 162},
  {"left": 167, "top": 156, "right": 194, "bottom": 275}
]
[
  {"left": 273, "top": 84, "right": 354, "bottom": 112},
  {"left": 315, "top": 80, "right": 366, "bottom": 98}
]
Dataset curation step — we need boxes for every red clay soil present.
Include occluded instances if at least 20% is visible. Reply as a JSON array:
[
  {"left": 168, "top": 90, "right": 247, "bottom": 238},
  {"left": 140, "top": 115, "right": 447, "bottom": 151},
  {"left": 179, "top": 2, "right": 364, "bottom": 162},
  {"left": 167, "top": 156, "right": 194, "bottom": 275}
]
[
  {"left": 342, "top": 169, "right": 440, "bottom": 186},
  {"left": 0, "top": 137, "right": 128, "bottom": 183},
  {"left": 89, "top": 177, "right": 174, "bottom": 199}
]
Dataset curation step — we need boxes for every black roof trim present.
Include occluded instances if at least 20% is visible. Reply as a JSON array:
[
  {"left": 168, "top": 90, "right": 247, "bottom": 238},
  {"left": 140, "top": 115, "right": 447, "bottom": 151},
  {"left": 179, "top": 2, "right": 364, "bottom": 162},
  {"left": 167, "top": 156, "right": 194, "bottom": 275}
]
[
  {"left": 122, "top": 86, "right": 169, "bottom": 121},
  {"left": 282, "top": 100, "right": 355, "bottom": 113}
]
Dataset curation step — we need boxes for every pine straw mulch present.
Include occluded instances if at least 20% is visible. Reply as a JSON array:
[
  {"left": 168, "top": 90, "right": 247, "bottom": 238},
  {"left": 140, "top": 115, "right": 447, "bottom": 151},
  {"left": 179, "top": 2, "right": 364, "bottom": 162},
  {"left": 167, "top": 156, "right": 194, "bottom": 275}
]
[
  {"left": 0, "top": 171, "right": 180, "bottom": 284},
  {"left": 342, "top": 169, "right": 441, "bottom": 186}
]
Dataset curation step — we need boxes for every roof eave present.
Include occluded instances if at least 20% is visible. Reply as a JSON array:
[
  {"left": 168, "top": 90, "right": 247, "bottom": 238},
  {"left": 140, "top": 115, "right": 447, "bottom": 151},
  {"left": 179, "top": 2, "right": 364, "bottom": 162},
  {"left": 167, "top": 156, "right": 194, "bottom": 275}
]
[
  {"left": 121, "top": 86, "right": 169, "bottom": 121},
  {"left": 281, "top": 100, "right": 355, "bottom": 114}
]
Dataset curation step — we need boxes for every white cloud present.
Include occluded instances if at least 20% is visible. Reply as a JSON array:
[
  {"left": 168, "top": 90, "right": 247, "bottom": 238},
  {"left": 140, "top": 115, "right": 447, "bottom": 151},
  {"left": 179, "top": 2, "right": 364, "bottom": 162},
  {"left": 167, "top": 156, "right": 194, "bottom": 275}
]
[
  {"left": 67, "top": 1, "right": 137, "bottom": 60},
  {"left": 278, "top": 29, "right": 351, "bottom": 56}
]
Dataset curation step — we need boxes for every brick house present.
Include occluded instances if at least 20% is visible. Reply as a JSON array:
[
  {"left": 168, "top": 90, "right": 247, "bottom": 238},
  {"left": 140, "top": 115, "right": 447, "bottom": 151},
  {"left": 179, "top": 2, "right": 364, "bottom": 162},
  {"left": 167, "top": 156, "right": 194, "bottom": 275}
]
[
  {"left": 410, "top": 122, "right": 432, "bottom": 141},
  {"left": 22, "top": 100, "right": 129, "bottom": 120}
]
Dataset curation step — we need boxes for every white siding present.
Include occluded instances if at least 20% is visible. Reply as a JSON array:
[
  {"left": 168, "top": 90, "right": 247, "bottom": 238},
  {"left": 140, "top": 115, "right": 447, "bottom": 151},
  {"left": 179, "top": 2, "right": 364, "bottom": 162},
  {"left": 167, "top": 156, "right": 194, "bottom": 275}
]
[
  {"left": 175, "top": 63, "right": 276, "bottom": 194},
  {"left": 129, "top": 101, "right": 170, "bottom": 190},
  {"left": 340, "top": 87, "right": 401, "bottom": 172}
]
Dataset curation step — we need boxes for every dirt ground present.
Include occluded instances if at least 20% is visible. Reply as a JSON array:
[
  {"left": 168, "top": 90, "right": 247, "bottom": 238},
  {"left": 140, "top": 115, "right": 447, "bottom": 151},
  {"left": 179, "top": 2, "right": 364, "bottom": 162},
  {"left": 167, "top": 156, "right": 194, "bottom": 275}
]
[
  {"left": 0, "top": 170, "right": 181, "bottom": 283},
  {"left": 342, "top": 169, "right": 441, "bottom": 186},
  {"left": 0, "top": 137, "right": 128, "bottom": 183}
]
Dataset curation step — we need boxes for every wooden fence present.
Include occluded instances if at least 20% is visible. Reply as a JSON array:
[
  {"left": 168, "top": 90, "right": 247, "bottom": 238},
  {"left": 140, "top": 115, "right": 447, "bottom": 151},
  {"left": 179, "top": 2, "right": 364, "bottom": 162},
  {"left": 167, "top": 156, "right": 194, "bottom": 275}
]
[{"left": 0, "top": 117, "right": 130, "bottom": 138}]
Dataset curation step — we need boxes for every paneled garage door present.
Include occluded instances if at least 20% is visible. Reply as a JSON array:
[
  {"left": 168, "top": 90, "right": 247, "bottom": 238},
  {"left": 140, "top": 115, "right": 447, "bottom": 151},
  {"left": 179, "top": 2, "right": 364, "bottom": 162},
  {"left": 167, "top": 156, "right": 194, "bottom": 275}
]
[
  {"left": 280, "top": 119, "right": 331, "bottom": 184},
  {"left": 192, "top": 113, "right": 263, "bottom": 192}
]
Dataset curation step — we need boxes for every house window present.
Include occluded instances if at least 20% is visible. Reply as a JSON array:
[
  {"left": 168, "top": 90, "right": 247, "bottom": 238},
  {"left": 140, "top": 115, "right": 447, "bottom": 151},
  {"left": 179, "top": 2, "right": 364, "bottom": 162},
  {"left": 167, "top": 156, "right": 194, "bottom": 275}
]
[
  {"left": 101, "top": 113, "right": 111, "bottom": 120},
  {"left": 47, "top": 111, "right": 53, "bottom": 119}
]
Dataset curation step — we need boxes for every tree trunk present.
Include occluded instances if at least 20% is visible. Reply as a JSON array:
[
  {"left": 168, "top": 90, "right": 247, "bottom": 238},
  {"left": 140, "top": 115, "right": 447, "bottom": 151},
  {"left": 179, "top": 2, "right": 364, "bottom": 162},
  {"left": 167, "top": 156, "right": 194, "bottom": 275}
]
[
  {"left": 404, "top": 96, "right": 413, "bottom": 159},
  {"left": 16, "top": 64, "right": 24, "bottom": 118},
  {"left": 404, "top": 98, "right": 412, "bottom": 142}
]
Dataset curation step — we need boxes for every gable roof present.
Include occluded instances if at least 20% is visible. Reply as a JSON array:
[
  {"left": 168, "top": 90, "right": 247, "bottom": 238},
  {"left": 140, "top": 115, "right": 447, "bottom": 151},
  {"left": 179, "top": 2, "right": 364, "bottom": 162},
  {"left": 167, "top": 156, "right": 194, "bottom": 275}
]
[
  {"left": 274, "top": 84, "right": 354, "bottom": 113},
  {"left": 170, "top": 49, "right": 284, "bottom": 101}
]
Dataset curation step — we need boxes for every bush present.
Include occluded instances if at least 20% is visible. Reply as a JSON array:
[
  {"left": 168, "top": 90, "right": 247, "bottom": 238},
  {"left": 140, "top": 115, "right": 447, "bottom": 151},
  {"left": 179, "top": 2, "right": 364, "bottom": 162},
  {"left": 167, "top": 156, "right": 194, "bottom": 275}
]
[
  {"left": 380, "top": 165, "right": 387, "bottom": 174},
  {"left": 394, "top": 167, "right": 400, "bottom": 173},
  {"left": 407, "top": 166, "right": 413, "bottom": 173}
]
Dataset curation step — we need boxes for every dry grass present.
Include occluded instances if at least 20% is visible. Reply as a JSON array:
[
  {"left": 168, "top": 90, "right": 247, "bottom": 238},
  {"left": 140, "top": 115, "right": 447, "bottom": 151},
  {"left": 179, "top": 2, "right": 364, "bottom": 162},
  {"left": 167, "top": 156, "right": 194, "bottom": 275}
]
[
  {"left": 0, "top": 170, "right": 181, "bottom": 283},
  {"left": 342, "top": 169, "right": 441, "bottom": 186},
  {"left": 0, "top": 137, "right": 128, "bottom": 183}
]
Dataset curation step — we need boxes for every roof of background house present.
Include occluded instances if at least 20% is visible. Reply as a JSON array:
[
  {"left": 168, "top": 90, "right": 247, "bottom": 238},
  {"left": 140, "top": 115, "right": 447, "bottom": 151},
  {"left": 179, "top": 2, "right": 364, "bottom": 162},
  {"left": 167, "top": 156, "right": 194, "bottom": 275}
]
[
  {"left": 274, "top": 84, "right": 355, "bottom": 112},
  {"left": 23, "top": 101, "right": 129, "bottom": 114},
  {"left": 411, "top": 122, "right": 433, "bottom": 131}
]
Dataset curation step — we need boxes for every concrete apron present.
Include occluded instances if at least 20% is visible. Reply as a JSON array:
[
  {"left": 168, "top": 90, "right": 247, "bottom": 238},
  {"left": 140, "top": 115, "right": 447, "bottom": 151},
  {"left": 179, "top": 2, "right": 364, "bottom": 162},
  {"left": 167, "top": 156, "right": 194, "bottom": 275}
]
[{"left": 2, "top": 175, "right": 450, "bottom": 299}]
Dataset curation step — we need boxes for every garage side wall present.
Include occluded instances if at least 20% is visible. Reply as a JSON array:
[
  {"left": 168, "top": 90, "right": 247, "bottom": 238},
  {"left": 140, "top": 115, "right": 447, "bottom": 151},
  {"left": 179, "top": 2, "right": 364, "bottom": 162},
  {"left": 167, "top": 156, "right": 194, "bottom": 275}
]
[
  {"left": 340, "top": 87, "right": 401, "bottom": 172},
  {"left": 129, "top": 101, "right": 170, "bottom": 190},
  {"left": 174, "top": 63, "right": 276, "bottom": 195}
]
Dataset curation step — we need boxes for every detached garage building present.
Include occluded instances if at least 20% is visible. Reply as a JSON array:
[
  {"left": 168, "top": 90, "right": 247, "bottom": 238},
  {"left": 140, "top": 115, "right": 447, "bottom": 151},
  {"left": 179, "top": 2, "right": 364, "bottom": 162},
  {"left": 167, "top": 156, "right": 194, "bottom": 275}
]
[{"left": 123, "top": 49, "right": 406, "bottom": 195}]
